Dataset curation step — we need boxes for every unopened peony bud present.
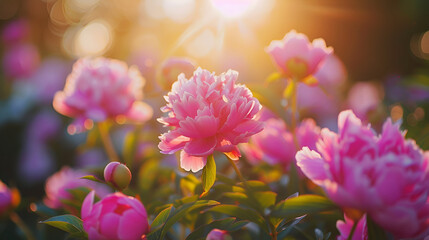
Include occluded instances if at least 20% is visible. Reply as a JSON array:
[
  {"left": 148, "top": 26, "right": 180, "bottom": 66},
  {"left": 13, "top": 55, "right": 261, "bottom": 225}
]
[
  {"left": 206, "top": 229, "right": 232, "bottom": 240},
  {"left": 104, "top": 162, "right": 132, "bottom": 190}
]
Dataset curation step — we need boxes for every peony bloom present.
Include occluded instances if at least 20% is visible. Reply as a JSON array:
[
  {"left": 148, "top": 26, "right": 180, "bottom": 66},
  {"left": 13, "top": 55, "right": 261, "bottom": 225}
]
[
  {"left": 266, "top": 30, "right": 332, "bottom": 83},
  {"left": 53, "top": 58, "right": 153, "bottom": 133},
  {"left": 296, "top": 110, "right": 429, "bottom": 239},
  {"left": 347, "top": 82, "right": 382, "bottom": 122},
  {"left": 336, "top": 214, "right": 366, "bottom": 240},
  {"left": 0, "top": 181, "right": 13, "bottom": 215},
  {"left": 81, "top": 191, "right": 149, "bottom": 240},
  {"left": 0, "top": 181, "right": 19, "bottom": 216},
  {"left": 241, "top": 109, "right": 320, "bottom": 171},
  {"left": 206, "top": 229, "right": 232, "bottom": 240},
  {"left": 158, "top": 68, "right": 263, "bottom": 172},
  {"left": 2, "top": 20, "right": 29, "bottom": 45},
  {"left": 44, "top": 167, "right": 111, "bottom": 210},
  {"left": 2, "top": 43, "right": 40, "bottom": 79},
  {"left": 159, "top": 57, "right": 196, "bottom": 91}
]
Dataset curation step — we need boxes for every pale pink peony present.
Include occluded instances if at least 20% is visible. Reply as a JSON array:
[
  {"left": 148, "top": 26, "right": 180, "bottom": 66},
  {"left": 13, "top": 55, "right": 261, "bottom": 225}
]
[
  {"left": 81, "top": 191, "right": 149, "bottom": 240},
  {"left": 44, "top": 167, "right": 111, "bottom": 209},
  {"left": 158, "top": 68, "right": 263, "bottom": 172},
  {"left": 336, "top": 214, "right": 366, "bottom": 240},
  {"left": 53, "top": 58, "right": 152, "bottom": 133},
  {"left": 266, "top": 30, "right": 332, "bottom": 82},
  {"left": 241, "top": 109, "right": 320, "bottom": 170},
  {"left": 296, "top": 110, "right": 429, "bottom": 239},
  {"left": 0, "top": 181, "right": 13, "bottom": 215},
  {"left": 206, "top": 229, "right": 232, "bottom": 240}
]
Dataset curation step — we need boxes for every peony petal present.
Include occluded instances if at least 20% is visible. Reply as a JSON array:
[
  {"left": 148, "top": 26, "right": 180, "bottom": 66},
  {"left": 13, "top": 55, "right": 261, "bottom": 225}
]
[
  {"left": 81, "top": 191, "right": 95, "bottom": 220},
  {"left": 184, "top": 136, "right": 217, "bottom": 156},
  {"left": 180, "top": 151, "right": 207, "bottom": 172},
  {"left": 296, "top": 147, "right": 328, "bottom": 184},
  {"left": 117, "top": 210, "right": 148, "bottom": 240},
  {"left": 224, "top": 146, "right": 241, "bottom": 160},
  {"left": 158, "top": 131, "right": 190, "bottom": 154},
  {"left": 99, "top": 213, "right": 119, "bottom": 239}
]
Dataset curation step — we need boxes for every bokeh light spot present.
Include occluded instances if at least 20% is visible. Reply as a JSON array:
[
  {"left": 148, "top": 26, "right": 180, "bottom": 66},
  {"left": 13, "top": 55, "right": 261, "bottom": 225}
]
[
  {"left": 74, "top": 20, "right": 112, "bottom": 57},
  {"left": 163, "top": 0, "right": 195, "bottom": 23},
  {"left": 210, "top": 0, "right": 257, "bottom": 18}
]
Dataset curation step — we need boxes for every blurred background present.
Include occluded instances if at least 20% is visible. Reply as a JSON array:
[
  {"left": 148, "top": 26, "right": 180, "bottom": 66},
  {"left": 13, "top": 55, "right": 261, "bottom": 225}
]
[{"left": 0, "top": 0, "right": 429, "bottom": 237}]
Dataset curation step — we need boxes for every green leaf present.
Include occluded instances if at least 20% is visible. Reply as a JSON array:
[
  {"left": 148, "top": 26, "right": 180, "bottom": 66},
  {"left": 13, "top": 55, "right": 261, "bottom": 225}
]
[
  {"left": 201, "top": 155, "right": 216, "bottom": 197},
  {"left": 367, "top": 215, "right": 387, "bottom": 240},
  {"left": 266, "top": 72, "right": 283, "bottom": 84},
  {"left": 151, "top": 206, "right": 173, "bottom": 230},
  {"left": 253, "top": 191, "right": 277, "bottom": 209},
  {"left": 80, "top": 175, "right": 105, "bottom": 184},
  {"left": 207, "top": 205, "right": 269, "bottom": 233},
  {"left": 271, "top": 195, "right": 337, "bottom": 219},
  {"left": 237, "top": 180, "right": 271, "bottom": 192},
  {"left": 41, "top": 214, "right": 87, "bottom": 239},
  {"left": 185, "top": 217, "right": 248, "bottom": 240},
  {"left": 123, "top": 130, "right": 138, "bottom": 168},
  {"left": 276, "top": 215, "right": 306, "bottom": 237},
  {"left": 147, "top": 200, "right": 219, "bottom": 240}
]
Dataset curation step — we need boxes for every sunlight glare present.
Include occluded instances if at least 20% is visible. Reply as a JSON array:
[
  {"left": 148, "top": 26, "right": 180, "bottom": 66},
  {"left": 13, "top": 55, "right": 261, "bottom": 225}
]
[
  {"left": 185, "top": 29, "right": 215, "bottom": 58},
  {"left": 75, "top": 20, "right": 112, "bottom": 57},
  {"left": 210, "top": 0, "right": 257, "bottom": 18},
  {"left": 163, "top": 0, "right": 195, "bottom": 23}
]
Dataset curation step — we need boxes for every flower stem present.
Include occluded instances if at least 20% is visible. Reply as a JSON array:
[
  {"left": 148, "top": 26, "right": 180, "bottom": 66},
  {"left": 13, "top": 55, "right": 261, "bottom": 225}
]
[
  {"left": 10, "top": 212, "right": 35, "bottom": 240},
  {"left": 97, "top": 122, "right": 121, "bottom": 162},
  {"left": 227, "top": 157, "right": 277, "bottom": 240},
  {"left": 347, "top": 219, "right": 359, "bottom": 240},
  {"left": 290, "top": 77, "right": 299, "bottom": 150}
]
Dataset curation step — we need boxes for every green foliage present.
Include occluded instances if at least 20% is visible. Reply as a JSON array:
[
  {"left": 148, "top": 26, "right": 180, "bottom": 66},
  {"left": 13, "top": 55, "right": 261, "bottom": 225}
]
[
  {"left": 40, "top": 214, "right": 87, "bottom": 239},
  {"left": 201, "top": 155, "right": 216, "bottom": 197},
  {"left": 80, "top": 175, "right": 105, "bottom": 184},
  {"left": 271, "top": 194, "right": 337, "bottom": 220},
  {"left": 367, "top": 216, "right": 387, "bottom": 240}
]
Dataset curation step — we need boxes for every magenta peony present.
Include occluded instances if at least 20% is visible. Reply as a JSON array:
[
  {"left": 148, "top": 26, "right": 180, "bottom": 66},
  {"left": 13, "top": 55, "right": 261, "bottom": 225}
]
[
  {"left": 206, "top": 228, "right": 232, "bottom": 240},
  {"left": 158, "top": 68, "right": 263, "bottom": 172},
  {"left": 2, "top": 44, "right": 40, "bottom": 79},
  {"left": 241, "top": 109, "right": 320, "bottom": 170},
  {"left": 296, "top": 110, "right": 429, "bottom": 239},
  {"left": 0, "top": 181, "right": 13, "bottom": 215},
  {"left": 44, "top": 167, "right": 111, "bottom": 209},
  {"left": 2, "top": 19, "right": 29, "bottom": 45},
  {"left": 266, "top": 30, "right": 332, "bottom": 83},
  {"left": 336, "top": 214, "right": 366, "bottom": 240},
  {"left": 53, "top": 58, "right": 152, "bottom": 134},
  {"left": 81, "top": 191, "right": 149, "bottom": 240}
]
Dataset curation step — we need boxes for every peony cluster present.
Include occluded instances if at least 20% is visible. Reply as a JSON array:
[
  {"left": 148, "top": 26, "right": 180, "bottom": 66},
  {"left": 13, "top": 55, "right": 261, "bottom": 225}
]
[
  {"left": 241, "top": 109, "right": 320, "bottom": 171},
  {"left": 266, "top": 30, "right": 332, "bottom": 83},
  {"left": 158, "top": 68, "right": 263, "bottom": 172},
  {"left": 53, "top": 58, "right": 152, "bottom": 133},
  {"left": 296, "top": 110, "right": 429, "bottom": 239},
  {"left": 81, "top": 191, "right": 149, "bottom": 240}
]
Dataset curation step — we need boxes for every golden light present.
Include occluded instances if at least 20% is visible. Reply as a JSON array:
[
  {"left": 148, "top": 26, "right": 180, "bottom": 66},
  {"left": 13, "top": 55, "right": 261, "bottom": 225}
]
[
  {"left": 185, "top": 29, "right": 215, "bottom": 58},
  {"left": 210, "top": 0, "right": 257, "bottom": 19},
  {"left": 74, "top": 20, "right": 113, "bottom": 57},
  {"left": 163, "top": 0, "right": 195, "bottom": 23}
]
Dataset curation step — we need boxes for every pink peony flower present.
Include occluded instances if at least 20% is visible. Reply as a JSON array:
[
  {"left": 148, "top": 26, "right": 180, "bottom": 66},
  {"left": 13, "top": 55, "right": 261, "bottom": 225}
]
[
  {"left": 2, "top": 43, "right": 40, "bottom": 79},
  {"left": 336, "top": 214, "right": 366, "bottom": 240},
  {"left": 296, "top": 110, "right": 429, "bottom": 239},
  {"left": 241, "top": 109, "right": 320, "bottom": 171},
  {"left": 266, "top": 30, "right": 332, "bottom": 83},
  {"left": 0, "top": 181, "right": 13, "bottom": 215},
  {"left": 53, "top": 58, "right": 153, "bottom": 134},
  {"left": 81, "top": 191, "right": 149, "bottom": 240},
  {"left": 158, "top": 68, "right": 263, "bottom": 172},
  {"left": 346, "top": 82, "right": 382, "bottom": 122},
  {"left": 44, "top": 167, "right": 111, "bottom": 210},
  {"left": 206, "top": 229, "right": 232, "bottom": 240}
]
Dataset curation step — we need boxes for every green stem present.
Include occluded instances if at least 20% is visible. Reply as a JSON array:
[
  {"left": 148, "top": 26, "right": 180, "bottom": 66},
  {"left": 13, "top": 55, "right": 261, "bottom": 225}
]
[
  {"left": 10, "top": 212, "right": 36, "bottom": 240},
  {"left": 290, "top": 78, "right": 299, "bottom": 150},
  {"left": 97, "top": 122, "right": 121, "bottom": 162},
  {"left": 227, "top": 157, "right": 277, "bottom": 240},
  {"left": 347, "top": 220, "right": 359, "bottom": 240}
]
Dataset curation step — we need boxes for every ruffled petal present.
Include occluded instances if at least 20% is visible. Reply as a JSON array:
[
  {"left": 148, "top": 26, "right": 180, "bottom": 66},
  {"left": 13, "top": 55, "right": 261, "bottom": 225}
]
[
  {"left": 158, "top": 131, "right": 190, "bottom": 154},
  {"left": 180, "top": 151, "right": 207, "bottom": 172},
  {"left": 184, "top": 136, "right": 217, "bottom": 157}
]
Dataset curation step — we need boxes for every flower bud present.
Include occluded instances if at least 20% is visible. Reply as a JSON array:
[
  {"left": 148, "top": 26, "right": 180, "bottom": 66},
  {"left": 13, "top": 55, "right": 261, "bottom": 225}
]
[
  {"left": 104, "top": 162, "right": 132, "bottom": 190},
  {"left": 206, "top": 229, "right": 232, "bottom": 240}
]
